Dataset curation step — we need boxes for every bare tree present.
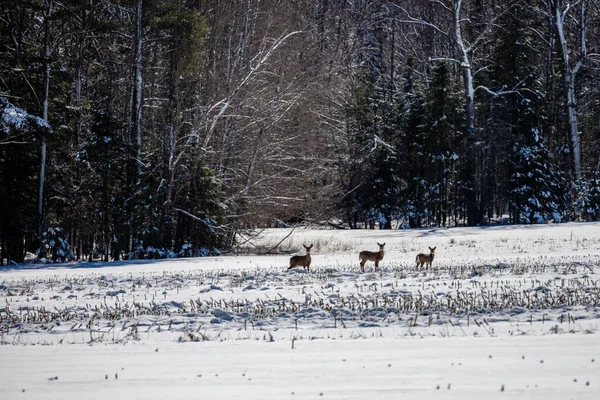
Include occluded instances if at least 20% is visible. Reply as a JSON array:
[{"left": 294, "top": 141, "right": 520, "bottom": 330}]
[
  {"left": 196, "top": 1, "right": 323, "bottom": 229},
  {"left": 393, "top": 0, "right": 518, "bottom": 224},
  {"left": 547, "top": 0, "right": 590, "bottom": 182}
]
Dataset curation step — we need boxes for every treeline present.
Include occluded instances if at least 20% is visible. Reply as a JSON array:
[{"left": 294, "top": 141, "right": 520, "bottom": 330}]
[
  {"left": 336, "top": 0, "right": 600, "bottom": 229},
  {"left": 1, "top": 0, "right": 599, "bottom": 263}
]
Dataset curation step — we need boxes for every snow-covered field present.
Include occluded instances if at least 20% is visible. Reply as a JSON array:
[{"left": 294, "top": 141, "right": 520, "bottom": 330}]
[{"left": 1, "top": 222, "right": 600, "bottom": 399}]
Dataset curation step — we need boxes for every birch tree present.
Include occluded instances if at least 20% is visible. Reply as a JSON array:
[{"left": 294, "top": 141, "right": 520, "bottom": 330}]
[
  {"left": 548, "top": 0, "right": 590, "bottom": 182},
  {"left": 394, "top": 0, "right": 519, "bottom": 225}
]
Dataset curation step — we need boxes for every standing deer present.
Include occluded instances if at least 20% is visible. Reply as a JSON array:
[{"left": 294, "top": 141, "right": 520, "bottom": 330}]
[
  {"left": 359, "top": 242, "right": 385, "bottom": 272},
  {"left": 288, "top": 244, "right": 313, "bottom": 272},
  {"left": 416, "top": 246, "right": 436, "bottom": 269}
]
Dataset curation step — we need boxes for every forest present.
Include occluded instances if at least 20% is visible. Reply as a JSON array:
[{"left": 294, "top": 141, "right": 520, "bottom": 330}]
[{"left": 1, "top": 0, "right": 599, "bottom": 264}]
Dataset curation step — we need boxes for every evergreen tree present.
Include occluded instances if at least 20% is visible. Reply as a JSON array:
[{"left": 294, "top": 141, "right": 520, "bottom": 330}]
[
  {"left": 508, "top": 133, "right": 568, "bottom": 223},
  {"left": 341, "top": 5, "right": 407, "bottom": 229},
  {"left": 0, "top": 98, "right": 51, "bottom": 263},
  {"left": 576, "top": 175, "right": 600, "bottom": 221},
  {"left": 486, "top": 1, "right": 548, "bottom": 223},
  {"left": 408, "top": 63, "right": 465, "bottom": 227}
]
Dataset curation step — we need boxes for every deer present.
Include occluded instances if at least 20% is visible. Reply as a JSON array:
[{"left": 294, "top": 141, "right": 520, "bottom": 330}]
[
  {"left": 416, "top": 246, "right": 436, "bottom": 269},
  {"left": 359, "top": 242, "right": 385, "bottom": 272},
  {"left": 288, "top": 244, "right": 313, "bottom": 272}
]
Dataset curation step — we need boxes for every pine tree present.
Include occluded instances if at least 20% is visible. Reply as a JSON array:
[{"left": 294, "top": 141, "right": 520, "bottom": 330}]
[
  {"left": 409, "top": 63, "right": 465, "bottom": 227},
  {"left": 487, "top": 2, "right": 554, "bottom": 224},
  {"left": 0, "top": 98, "right": 51, "bottom": 263},
  {"left": 508, "top": 133, "right": 568, "bottom": 223}
]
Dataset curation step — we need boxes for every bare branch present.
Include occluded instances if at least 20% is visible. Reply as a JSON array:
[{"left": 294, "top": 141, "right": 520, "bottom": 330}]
[
  {"left": 429, "top": 57, "right": 461, "bottom": 64},
  {"left": 432, "top": 0, "right": 452, "bottom": 13},
  {"left": 475, "top": 85, "right": 522, "bottom": 98},
  {"left": 0, "top": 140, "right": 31, "bottom": 145},
  {"left": 262, "top": 226, "right": 298, "bottom": 255},
  {"left": 562, "top": 0, "right": 582, "bottom": 21},
  {"left": 173, "top": 208, "right": 221, "bottom": 233},
  {"left": 466, "top": 1, "right": 523, "bottom": 53},
  {"left": 202, "top": 30, "right": 303, "bottom": 150},
  {"left": 389, "top": 4, "right": 449, "bottom": 37},
  {"left": 371, "top": 135, "right": 397, "bottom": 154}
]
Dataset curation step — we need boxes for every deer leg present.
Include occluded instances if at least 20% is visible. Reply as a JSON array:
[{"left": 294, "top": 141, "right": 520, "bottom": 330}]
[
  {"left": 375, "top": 260, "right": 379, "bottom": 271},
  {"left": 360, "top": 260, "right": 365, "bottom": 272}
]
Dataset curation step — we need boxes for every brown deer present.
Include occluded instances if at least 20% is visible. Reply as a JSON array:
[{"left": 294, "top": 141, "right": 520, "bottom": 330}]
[
  {"left": 288, "top": 244, "right": 313, "bottom": 272},
  {"left": 359, "top": 242, "right": 385, "bottom": 272},
  {"left": 416, "top": 246, "right": 436, "bottom": 269}
]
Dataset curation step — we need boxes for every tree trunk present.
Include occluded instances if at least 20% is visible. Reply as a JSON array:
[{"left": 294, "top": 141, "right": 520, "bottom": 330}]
[
  {"left": 453, "top": 0, "right": 479, "bottom": 225},
  {"left": 126, "top": 0, "right": 143, "bottom": 253},
  {"left": 554, "top": 0, "right": 582, "bottom": 182},
  {"left": 73, "top": 2, "right": 87, "bottom": 259},
  {"left": 38, "top": 0, "right": 53, "bottom": 238},
  {"left": 132, "top": 0, "right": 143, "bottom": 186}
]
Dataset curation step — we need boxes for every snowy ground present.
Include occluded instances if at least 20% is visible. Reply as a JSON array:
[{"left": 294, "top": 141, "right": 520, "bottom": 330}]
[{"left": 1, "top": 222, "right": 600, "bottom": 399}]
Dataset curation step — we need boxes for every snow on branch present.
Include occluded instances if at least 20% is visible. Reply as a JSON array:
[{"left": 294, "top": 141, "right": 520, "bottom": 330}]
[
  {"left": 475, "top": 85, "right": 522, "bottom": 98},
  {"left": 371, "top": 135, "right": 397, "bottom": 154},
  {"left": 0, "top": 97, "right": 52, "bottom": 141},
  {"left": 173, "top": 207, "right": 221, "bottom": 233},
  {"left": 475, "top": 72, "right": 545, "bottom": 99},
  {"left": 429, "top": 57, "right": 461, "bottom": 64}
]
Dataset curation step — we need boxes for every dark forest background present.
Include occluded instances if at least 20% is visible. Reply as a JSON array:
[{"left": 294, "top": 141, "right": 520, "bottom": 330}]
[{"left": 1, "top": 0, "right": 600, "bottom": 263}]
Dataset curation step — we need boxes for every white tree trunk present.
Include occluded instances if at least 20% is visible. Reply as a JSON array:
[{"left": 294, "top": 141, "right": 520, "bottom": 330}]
[
  {"left": 38, "top": 0, "right": 53, "bottom": 235},
  {"left": 453, "top": 0, "right": 475, "bottom": 134},
  {"left": 452, "top": 0, "right": 478, "bottom": 224},
  {"left": 554, "top": 0, "right": 583, "bottom": 182}
]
